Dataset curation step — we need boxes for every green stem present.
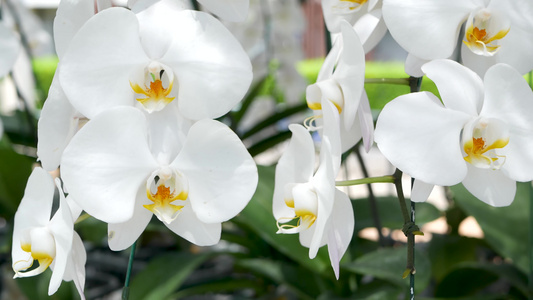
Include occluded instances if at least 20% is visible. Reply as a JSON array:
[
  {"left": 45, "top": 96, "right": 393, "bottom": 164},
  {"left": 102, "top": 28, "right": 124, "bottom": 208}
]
[
  {"left": 335, "top": 175, "right": 395, "bottom": 187},
  {"left": 122, "top": 241, "right": 138, "bottom": 300},
  {"left": 529, "top": 182, "right": 533, "bottom": 300},
  {"left": 364, "top": 78, "right": 410, "bottom": 85}
]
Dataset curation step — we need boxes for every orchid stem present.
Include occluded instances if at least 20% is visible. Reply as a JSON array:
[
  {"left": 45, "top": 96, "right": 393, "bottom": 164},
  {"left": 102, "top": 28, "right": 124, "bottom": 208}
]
[
  {"left": 122, "top": 241, "right": 137, "bottom": 300},
  {"left": 365, "top": 78, "right": 410, "bottom": 85},
  {"left": 529, "top": 182, "right": 533, "bottom": 300},
  {"left": 335, "top": 175, "right": 395, "bottom": 187}
]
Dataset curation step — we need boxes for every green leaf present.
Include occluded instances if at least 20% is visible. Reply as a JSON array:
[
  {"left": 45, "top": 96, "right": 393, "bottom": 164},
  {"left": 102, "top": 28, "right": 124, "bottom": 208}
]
[
  {"left": 343, "top": 246, "right": 431, "bottom": 293},
  {"left": 129, "top": 252, "right": 212, "bottom": 300},
  {"left": 450, "top": 182, "right": 530, "bottom": 273},
  {"left": 353, "top": 197, "right": 441, "bottom": 231},
  {"left": 236, "top": 258, "right": 324, "bottom": 300},
  {"left": 435, "top": 262, "right": 527, "bottom": 298},
  {"left": 427, "top": 234, "right": 485, "bottom": 281},
  {"left": 234, "top": 165, "right": 330, "bottom": 274},
  {"left": 170, "top": 278, "right": 265, "bottom": 299},
  {"left": 0, "top": 148, "right": 34, "bottom": 219}
]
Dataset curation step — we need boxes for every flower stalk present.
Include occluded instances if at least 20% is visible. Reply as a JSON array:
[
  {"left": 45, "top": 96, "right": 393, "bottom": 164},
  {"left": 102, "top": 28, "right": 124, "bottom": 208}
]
[
  {"left": 335, "top": 175, "right": 395, "bottom": 186},
  {"left": 122, "top": 241, "right": 137, "bottom": 300}
]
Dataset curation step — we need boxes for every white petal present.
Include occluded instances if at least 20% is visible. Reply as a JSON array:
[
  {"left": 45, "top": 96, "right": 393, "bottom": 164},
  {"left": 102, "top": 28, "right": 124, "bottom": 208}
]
[
  {"left": 482, "top": 64, "right": 533, "bottom": 182},
  {"left": 273, "top": 124, "right": 315, "bottom": 221},
  {"left": 322, "top": 0, "right": 367, "bottom": 33},
  {"left": 108, "top": 189, "right": 153, "bottom": 251},
  {"left": 59, "top": 8, "right": 150, "bottom": 119},
  {"left": 335, "top": 21, "right": 365, "bottom": 131},
  {"left": 462, "top": 164, "right": 516, "bottom": 207},
  {"left": 161, "top": 10, "right": 252, "bottom": 120},
  {"left": 354, "top": 9, "right": 388, "bottom": 54},
  {"left": 321, "top": 98, "right": 342, "bottom": 175},
  {"left": 404, "top": 54, "right": 427, "bottom": 78},
  {"left": 197, "top": 0, "right": 249, "bottom": 22},
  {"left": 63, "top": 232, "right": 86, "bottom": 300},
  {"left": 485, "top": 24, "right": 533, "bottom": 75},
  {"left": 327, "top": 189, "right": 354, "bottom": 279},
  {"left": 422, "top": 59, "right": 484, "bottom": 115},
  {"left": 48, "top": 190, "right": 74, "bottom": 295},
  {"left": 460, "top": 43, "right": 497, "bottom": 77},
  {"left": 172, "top": 119, "right": 257, "bottom": 224},
  {"left": 375, "top": 92, "right": 471, "bottom": 186},
  {"left": 37, "top": 72, "right": 78, "bottom": 172},
  {"left": 12, "top": 168, "right": 55, "bottom": 271},
  {"left": 165, "top": 205, "right": 221, "bottom": 246},
  {"left": 53, "top": 0, "right": 95, "bottom": 60},
  {"left": 61, "top": 107, "right": 159, "bottom": 223},
  {"left": 309, "top": 140, "right": 336, "bottom": 259},
  {"left": 411, "top": 179, "right": 434, "bottom": 203},
  {"left": 0, "top": 23, "right": 20, "bottom": 77},
  {"left": 383, "top": 0, "right": 480, "bottom": 60},
  {"left": 358, "top": 91, "right": 374, "bottom": 152}
]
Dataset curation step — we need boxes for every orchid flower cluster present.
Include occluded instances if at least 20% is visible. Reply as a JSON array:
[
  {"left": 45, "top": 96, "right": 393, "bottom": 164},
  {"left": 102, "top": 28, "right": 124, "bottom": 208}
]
[{"left": 4, "top": 0, "right": 533, "bottom": 298}]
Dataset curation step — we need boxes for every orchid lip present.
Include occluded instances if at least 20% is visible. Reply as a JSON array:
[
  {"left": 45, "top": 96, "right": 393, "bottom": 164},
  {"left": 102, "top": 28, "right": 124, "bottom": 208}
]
[
  {"left": 463, "top": 9, "right": 510, "bottom": 57},
  {"left": 462, "top": 117, "right": 509, "bottom": 170},
  {"left": 13, "top": 226, "right": 56, "bottom": 278},
  {"left": 276, "top": 183, "right": 318, "bottom": 234},
  {"left": 144, "top": 167, "right": 189, "bottom": 225},
  {"left": 130, "top": 61, "right": 177, "bottom": 113},
  {"left": 331, "top": 0, "right": 368, "bottom": 14}
]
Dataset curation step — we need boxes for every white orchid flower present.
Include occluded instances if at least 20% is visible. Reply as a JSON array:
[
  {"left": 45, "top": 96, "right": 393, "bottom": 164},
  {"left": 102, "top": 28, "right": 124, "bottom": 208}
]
[
  {"left": 306, "top": 21, "right": 373, "bottom": 153},
  {"left": 322, "top": 0, "right": 387, "bottom": 53},
  {"left": 383, "top": 0, "right": 533, "bottom": 76},
  {"left": 61, "top": 107, "right": 258, "bottom": 250},
  {"left": 59, "top": 6, "right": 252, "bottom": 120},
  {"left": 12, "top": 168, "right": 86, "bottom": 299},
  {"left": 273, "top": 122, "right": 354, "bottom": 279},
  {"left": 375, "top": 60, "right": 533, "bottom": 206},
  {"left": 128, "top": 0, "right": 248, "bottom": 22}
]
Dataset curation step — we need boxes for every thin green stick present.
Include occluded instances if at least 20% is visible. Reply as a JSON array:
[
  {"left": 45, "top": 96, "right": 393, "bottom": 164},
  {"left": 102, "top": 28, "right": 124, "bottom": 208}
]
[
  {"left": 335, "top": 175, "right": 395, "bottom": 186},
  {"left": 122, "top": 241, "right": 138, "bottom": 300},
  {"left": 529, "top": 181, "right": 533, "bottom": 300},
  {"left": 365, "top": 78, "right": 410, "bottom": 85}
]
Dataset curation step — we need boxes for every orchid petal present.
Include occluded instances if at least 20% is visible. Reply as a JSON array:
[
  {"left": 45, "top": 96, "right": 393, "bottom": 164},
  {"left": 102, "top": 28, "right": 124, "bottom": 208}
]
[
  {"left": 335, "top": 21, "right": 365, "bottom": 131},
  {"left": 61, "top": 107, "right": 159, "bottom": 223},
  {"left": 359, "top": 91, "right": 374, "bottom": 152},
  {"left": 12, "top": 168, "right": 55, "bottom": 272},
  {"left": 172, "top": 119, "right": 257, "bottom": 224},
  {"left": 354, "top": 9, "right": 387, "bottom": 53},
  {"left": 321, "top": 98, "right": 342, "bottom": 175},
  {"left": 197, "top": 0, "right": 249, "bottom": 22},
  {"left": 383, "top": 0, "right": 481, "bottom": 60},
  {"left": 37, "top": 73, "right": 78, "bottom": 171},
  {"left": 161, "top": 11, "right": 252, "bottom": 120},
  {"left": 327, "top": 189, "right": 354, "bottom": 279},
  {"left": 63, "top": 232, "right": 86, "bottom": 300},
  {"left": 404, "top": 54, "right": 427, "bottom": 78},
  {"left": 375, "top": 92, "right": 471, "bottom": 186},
  {"left": 322, "top": 0, "right": 368, "bottom": 33},
  {"left": 48, "top": 185, "right": 74, "bottom": 295},
  {"left": 422, "top": 59, "right": 484, "bottom": 115},
  {"left": 309, "top": 140, "right": 335, "bottom": 259},
  {"left": 59, "top": 8, "right": 150, "bottom": 119},
  {"left": 411, "top": 179, "right": 434, "bottom": 203},
  {"left": 273, "top": 124, "right": 315, "bottom": 221},
  {"left": 165, "top": 205, "right": 221, "bottom": 246},
  {"left": 53, "top": 0, "right": 95, "bottom": 60},
  {"left": 462, "top": 164, "right": 516, "bottom": 207},
  {"left": 108, "top": 189, "right": 153, "bottom": 251},
  {"left": 482, "top": 64, "right": 533, "bottom": 182}
]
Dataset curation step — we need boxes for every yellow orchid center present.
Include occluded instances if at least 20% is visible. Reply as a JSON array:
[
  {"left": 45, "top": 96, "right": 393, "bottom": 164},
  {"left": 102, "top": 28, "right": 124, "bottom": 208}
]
[
  {"left": 462, "top": 117, "right": 509, "bottom": 169},
  {"left": 130, "top": 61, "right": 176, "bottom": 113},
  {"left": 463, "top": 9, "right": 510, "bottom": 57},
  {"left": 144, "top": 167, "right": 188, "bottom": 224},
  {"left": 277, "top": 183, "right": 318, "bottom": 234},
  {"left": 13, "top": 227, "right": 56, "bottom": 278}
]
